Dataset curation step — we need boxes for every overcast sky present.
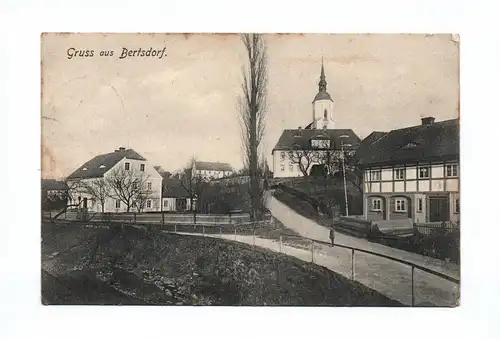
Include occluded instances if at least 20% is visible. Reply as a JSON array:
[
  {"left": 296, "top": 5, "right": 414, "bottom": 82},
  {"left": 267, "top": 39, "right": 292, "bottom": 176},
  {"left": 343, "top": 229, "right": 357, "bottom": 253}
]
[{"left": 41, "top": 33, "right": 459, "bottom": 179}]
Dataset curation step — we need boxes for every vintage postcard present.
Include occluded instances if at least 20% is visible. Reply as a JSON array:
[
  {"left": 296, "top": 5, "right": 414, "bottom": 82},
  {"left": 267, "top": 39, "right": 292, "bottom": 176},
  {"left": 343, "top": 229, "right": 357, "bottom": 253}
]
[{"left": 41, "top": 33, "right": 460, "bottom": 306}]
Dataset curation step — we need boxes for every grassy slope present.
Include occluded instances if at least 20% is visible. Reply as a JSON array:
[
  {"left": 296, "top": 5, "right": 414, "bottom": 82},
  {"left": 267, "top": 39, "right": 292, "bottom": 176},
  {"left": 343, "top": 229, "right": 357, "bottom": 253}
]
[
  {"left": 273, "top": 189, "right": 460, "bottom": 264},
  {"left": 42, "top": 222, "right": 401, "bottom": 306}
]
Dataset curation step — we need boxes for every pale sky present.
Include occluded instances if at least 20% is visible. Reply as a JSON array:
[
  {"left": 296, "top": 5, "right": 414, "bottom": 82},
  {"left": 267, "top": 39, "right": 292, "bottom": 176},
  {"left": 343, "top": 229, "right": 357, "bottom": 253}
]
[{"left": 41, "top": 33, "right": 459, "bottom": 179}]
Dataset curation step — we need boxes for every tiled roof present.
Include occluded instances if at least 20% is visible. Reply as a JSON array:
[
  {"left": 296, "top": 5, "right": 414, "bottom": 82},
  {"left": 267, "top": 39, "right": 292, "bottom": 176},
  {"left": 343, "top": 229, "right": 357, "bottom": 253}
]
[
  {"left": 356, "top": 118, "right": 459, "bottom": 167},
  {"left": 41, "top": 179, "right": 68, "bottom": 191},
  {"left": 67, "top": 148, "right": 146, "bottom": 179},
  {"left": 272, "top": 129, "right": 361, "bottom": 152},
  {"left": 354, "top": 131, "right": 387, "bottom": 161},
  {"left": 195, "top": 161, "right": 233, "bottom": 172},
  {"left": 162, "top": 178, "right": 191, "bottom": 198}
]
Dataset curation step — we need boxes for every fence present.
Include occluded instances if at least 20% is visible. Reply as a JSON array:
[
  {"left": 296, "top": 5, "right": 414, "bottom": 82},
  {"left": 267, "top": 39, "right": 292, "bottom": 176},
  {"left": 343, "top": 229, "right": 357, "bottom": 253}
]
[
  {"left": 44, "top": 210, "right": 257, "bottom": 225},
  {"left": 46, "top": 217, "right": 459, "bottom": 306},
  {"left": 414, "top": 221, "right": 460, "bottom": 236}
]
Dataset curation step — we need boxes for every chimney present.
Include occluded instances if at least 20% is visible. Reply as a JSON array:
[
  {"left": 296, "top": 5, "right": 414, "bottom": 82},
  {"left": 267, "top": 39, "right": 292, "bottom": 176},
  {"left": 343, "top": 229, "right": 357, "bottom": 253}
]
[
  {"left": 421, "top": 117, "right": 435, "bottom": 125},
  {"left": 119, "top": 147, "right": 126, "bottom": 151}
]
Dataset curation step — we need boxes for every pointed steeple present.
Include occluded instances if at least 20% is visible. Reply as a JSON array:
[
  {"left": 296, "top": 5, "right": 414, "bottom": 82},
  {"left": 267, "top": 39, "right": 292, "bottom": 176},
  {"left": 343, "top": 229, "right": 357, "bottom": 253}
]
[{"left": 318, "top": 57, "right": 327, "bottom": 92}]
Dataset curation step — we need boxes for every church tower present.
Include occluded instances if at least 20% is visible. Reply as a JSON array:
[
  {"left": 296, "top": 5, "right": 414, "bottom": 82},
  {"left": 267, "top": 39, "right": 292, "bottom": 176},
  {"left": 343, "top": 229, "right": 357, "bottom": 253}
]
[{"left": 311, "top": 59, "right": 334, "bottom": 129}]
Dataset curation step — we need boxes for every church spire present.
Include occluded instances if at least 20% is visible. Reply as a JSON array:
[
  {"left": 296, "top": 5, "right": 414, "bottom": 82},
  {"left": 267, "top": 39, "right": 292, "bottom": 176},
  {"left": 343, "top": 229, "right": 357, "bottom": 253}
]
[{"left": 318, "top": 57, "right": 327, "bottom": 92}]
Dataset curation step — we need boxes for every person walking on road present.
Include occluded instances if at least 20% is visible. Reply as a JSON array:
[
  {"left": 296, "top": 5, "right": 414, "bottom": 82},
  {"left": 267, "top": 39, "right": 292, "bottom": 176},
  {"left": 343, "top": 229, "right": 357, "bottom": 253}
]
[{"left": 329, "top": 227, "right": 335, "bottom": 247}]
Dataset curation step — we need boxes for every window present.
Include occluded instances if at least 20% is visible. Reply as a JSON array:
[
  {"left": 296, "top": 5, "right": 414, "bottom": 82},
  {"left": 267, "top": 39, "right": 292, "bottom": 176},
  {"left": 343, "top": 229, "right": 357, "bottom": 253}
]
[
  {"left": 445, "top": 164, "right": 458, "bottom": 177},
  {"left": 417, "top": 198, "right": 423, "bottom": 212},
  {"left": 125, "top": 162, "right": 130, "bottom": 170},
  {"left": 280, "top": 152, "right": 286, "bottom": 161},
  {"left": 140, "top": 164, "right": 145, "bottom": 172},
  {"left": 289, "top": 164, "right": 293, "bottom": 172},
  {"left": 455, "top": 198, "right": 460, "bottom": 213},
  {"left": 324, "top": 109, "right": 327, "bottom": 118},
  {"left": 371, "top": 198, "right": 382, "bottom": 211},
  {"left": 147, "top": 182, "right": 152, "bottom": 190},
  {"left": 280, "top": 165, "right": 285, "bottom": 172},
  {"left": 394, "top": 198, "right": 407, "bottom": 212},
  {"left": 418, "top": 167, "right": 429, "bottom": 179},
  {"left": 146, "top": 200, "right": 152, "bottom": 208},
  {"left": 394, "top": 168, "right": 405, "bottom": 180},
  {"left": 163, "top": 200, "right": 168, "bottom": 207},
  {"left": 370, "top": 170, "right": 381, "bottom": 181},
  {"left": 115, "top": 199, "right": 121, "bottom": 208}
]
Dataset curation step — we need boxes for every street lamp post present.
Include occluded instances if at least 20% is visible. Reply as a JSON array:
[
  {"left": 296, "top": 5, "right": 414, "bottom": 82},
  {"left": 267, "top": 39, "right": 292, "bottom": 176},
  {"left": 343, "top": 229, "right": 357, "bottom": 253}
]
[{"left": 339, "top": 135, "right": 351, "bottom": 217}]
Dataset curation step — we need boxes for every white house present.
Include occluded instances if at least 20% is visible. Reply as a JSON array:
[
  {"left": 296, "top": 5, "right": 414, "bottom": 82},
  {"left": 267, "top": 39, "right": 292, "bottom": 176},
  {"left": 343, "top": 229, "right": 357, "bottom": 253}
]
[
  {"left": 161, "top": 177, "right": 195, "bottom": 212},
  {"left": 192, "top": 161, "right": 233, "bottom": 180},
  {"left": 356, "top": 117, "right": 460, "bottom": 224},
  {"left": 271, "top": 60, "right": 360, "bottom": 178},
  {"left": 66, "top": 147, "right": 163, "bottom": 213}
]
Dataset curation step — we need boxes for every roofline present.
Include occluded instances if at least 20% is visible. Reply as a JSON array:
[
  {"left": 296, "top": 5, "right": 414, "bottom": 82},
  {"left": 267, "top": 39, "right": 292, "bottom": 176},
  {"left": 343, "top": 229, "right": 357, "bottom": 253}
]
[{"left": 358, "top": 154, "right": 460, "bottom": 168}]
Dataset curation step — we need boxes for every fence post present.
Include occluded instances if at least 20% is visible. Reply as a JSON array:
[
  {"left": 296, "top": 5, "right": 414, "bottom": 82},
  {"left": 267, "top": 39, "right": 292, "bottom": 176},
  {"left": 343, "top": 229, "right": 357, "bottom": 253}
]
[
  {"left": 203, "top": 225, "right": 205, "bottom": 237},
  {"left": 162, "top": 213, "right": 164, "bottom": 226},
  {"left": 134, "top": 212, "right": 137, "bottom": 223},
  {"left": 234, "top": 227, "right": 237, "bottom": 241},
  {"left": 311, "top": 241, "right": 314, "bottom": 263},
  {"left": 174, "top": 224, "right": 177, "bottom": 233},
  {"left": 279, "top": 236, "right": 282, "bottom": 253},
  {"left": 411, "top": 266, "right": 415, "bottom": 306},
  {"left": 49, "top": 210, "right": 52, "bottom": 219},
  {"left": 253, "top": 230, "right": 256, "bottom": 247},
  {"left": 220, "top": 226, "right": 222, "bottom": 238},
  {"left": 351, "top": 248, "right": 355, "bottom": 281}
]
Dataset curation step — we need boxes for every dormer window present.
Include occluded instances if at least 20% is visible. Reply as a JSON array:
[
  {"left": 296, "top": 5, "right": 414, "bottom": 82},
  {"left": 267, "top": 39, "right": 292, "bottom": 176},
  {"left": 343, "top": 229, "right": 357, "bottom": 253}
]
[
  {"left": 99, "top": 165, "right": 106, "bottom": 169},
  {"left": 311, "top": 139, "right": 330, "bottom": 149},
  {"left": 82, "top": 167, "right": 87, "bottom": 171}
]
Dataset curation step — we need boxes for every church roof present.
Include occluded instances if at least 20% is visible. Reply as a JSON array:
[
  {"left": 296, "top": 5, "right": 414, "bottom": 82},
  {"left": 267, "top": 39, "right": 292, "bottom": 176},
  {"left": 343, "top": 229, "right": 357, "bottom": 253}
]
[
  {"left": 356, "top": 118, "right": 459, "bottom": 167},
  {"left": 313, "top": 91, "right": 333, "bottom": 102},
  {"left": 272, "top": 129, "right": 361, "bottom": 152}
]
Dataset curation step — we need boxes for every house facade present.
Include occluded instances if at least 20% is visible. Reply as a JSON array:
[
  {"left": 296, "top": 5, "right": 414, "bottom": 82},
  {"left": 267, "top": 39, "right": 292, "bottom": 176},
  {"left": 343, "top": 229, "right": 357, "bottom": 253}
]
[
  {"left": 66, "top": 147, "right": 163, "bottom": 213},
  {"left": 357, "top": 117, "right": 460, "bottom": 224},
  {"left": 192, "top": 161, "right": 233, "bottom": 180},
  {"left": 271, "top": 60, "right": 360, "bottom": 178},
  {"left": 161, "top": 177, "right": 195, "bottom": 212}
]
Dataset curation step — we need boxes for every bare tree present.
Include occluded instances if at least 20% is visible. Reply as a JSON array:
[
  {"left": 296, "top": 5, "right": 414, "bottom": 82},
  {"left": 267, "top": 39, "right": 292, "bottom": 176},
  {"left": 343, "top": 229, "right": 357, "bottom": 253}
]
[
  {"left": 318, "top": 149, "right": 363, "bottom": 194},
  {"left": 238, "top": 33, "right": 268, "bottom": 221},
  {"left": 81, "top": 178, "right": 110, "bottom": 214},
  {"left": 49, "top": 179, "right": 86, "bottom": 220},
  {"left": 106, "top": 167, "right": 151, "bottom": 212},
  {"left": 287, "top": 148, "right": 321, "bottom": 177}
]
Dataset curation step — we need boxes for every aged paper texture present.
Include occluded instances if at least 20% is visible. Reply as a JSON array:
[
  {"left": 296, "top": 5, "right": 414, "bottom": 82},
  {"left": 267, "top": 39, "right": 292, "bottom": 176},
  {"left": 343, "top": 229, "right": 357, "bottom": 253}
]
[{"left": 41, "top": 33, "right": 459, "bottom": 306}]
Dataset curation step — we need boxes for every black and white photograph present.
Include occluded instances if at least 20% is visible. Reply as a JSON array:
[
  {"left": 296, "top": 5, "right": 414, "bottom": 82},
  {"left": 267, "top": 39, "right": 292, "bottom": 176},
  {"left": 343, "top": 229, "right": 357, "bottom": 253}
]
[{"left": 41, "top": 33, "right": 460, "bottom": 307}]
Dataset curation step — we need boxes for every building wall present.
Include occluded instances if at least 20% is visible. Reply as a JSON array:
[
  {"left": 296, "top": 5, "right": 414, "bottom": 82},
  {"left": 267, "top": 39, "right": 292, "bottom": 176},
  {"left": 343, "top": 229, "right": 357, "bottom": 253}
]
[
  {"left": 194, "top": 169, "right": 233, "bottom": 180},
  {"left": 363, "top": 160, "right": 460, "bottom": 223},
  {"left": 67, "top": 157, "right": 162, "bottom": 213},
  {"left": 312, "top": 99, "right": 335, "bottom": 128},
  {"left": 272, "top": 149, "right": 342, "bottom": 178}
]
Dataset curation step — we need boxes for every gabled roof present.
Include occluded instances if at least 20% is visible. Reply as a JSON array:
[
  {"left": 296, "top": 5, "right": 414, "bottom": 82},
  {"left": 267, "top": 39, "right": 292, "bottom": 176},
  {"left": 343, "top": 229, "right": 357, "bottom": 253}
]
[
  {"left": 194, "top": 161, "right": 233, "bottom": 172},
  {"left": 67, "top": 148, "right": 146, "bottom": 180},
  {"left": 272, "top": 129, "right": 361, "bottom": 152},
  {"left": 354, "top": 131, "right": 388, "bottom": 161},
  {"left": 162, "top": 178, "right": 191, "bottom": 198},
  {"left": 41, "top": 179, "right": 68, "bottom": 191},
  {"left": 356, "top": 118, "right": 459, "bottom": 167}
]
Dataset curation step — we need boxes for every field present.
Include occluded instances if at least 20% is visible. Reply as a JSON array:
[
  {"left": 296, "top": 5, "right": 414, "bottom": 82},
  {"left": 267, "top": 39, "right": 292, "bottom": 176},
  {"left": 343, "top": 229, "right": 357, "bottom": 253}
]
[{"left": 41, "top": 222, "right": 401, "bottom": 306}]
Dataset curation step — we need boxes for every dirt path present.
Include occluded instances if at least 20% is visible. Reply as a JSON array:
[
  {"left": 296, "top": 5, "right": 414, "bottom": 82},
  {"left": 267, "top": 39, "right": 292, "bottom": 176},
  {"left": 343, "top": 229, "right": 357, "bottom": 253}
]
[{"left": 265, "top": 193, "right": 459, "bottom": 279}]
